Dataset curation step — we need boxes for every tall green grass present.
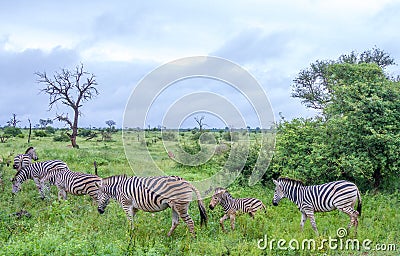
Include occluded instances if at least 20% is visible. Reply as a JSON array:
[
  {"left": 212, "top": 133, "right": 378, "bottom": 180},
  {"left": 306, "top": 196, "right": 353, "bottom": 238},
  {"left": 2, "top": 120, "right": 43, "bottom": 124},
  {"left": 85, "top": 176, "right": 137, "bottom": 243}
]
[{"left": 0, "top": 131, "right": 398, "bottom": 255}]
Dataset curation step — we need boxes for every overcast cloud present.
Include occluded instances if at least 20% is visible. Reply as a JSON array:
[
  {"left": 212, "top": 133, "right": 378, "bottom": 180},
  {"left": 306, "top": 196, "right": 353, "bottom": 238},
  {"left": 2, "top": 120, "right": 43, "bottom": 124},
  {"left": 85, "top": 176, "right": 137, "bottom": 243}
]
[{"left": 0, "top": 0, "right": 399, "bottom": 129}]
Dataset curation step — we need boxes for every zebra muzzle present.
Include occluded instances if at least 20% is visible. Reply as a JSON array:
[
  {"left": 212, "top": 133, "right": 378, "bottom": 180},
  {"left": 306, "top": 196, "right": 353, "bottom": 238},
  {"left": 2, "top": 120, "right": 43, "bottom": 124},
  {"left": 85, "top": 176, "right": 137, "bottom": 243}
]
[
  {"left": 209, "top": 205, "right": 214, "bottom": 210},
  {"left": 272, "top": 201, "right": 278, "bottom": 206},
  {"left": 98, "top": 208, "right": 105, "bottom": 214}
]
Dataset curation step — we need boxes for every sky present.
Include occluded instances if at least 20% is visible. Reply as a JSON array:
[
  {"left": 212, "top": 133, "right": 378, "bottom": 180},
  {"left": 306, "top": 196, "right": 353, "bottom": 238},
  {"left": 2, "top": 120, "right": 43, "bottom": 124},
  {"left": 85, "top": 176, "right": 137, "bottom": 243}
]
[{"left": 1, "top": 0, "right": 399, "bottom": 129}]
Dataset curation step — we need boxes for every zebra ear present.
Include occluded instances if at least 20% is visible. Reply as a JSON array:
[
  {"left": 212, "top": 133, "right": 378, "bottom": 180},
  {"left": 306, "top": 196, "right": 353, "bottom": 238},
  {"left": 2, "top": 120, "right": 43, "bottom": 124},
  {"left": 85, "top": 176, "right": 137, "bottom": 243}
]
[{"left": 273, "top": 179, "right": 279, "bottom": 186}]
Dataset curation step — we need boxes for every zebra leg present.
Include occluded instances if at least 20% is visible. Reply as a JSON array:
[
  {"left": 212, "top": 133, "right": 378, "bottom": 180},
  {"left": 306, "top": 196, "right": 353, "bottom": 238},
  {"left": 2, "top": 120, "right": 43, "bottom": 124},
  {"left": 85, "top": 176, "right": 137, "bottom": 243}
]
[
  {"left": 167, "top": 209, "right": 180, "bottom": 237},
  {"left": 121, "top": 203, "right": 138, "bottom": 229},
  {"left": 300, "top": 212, "right": 307, "bottom": 231},
  {"left": 219, "top": 214, "right": 229, "bottom": 232},
  {"left": 307, "top": 212, "right": 319, "bottom": 236},
  {"left": 34, "top": 178, "right": 45, "bottom": 199},
  {"left": 170, "top": 202, "right": 195, "bottom": 236},
  {"left": 58, "top": 188, "right": 67, "bottom": 200},
  {"left": 338, "top": 207, "right": 359, "bottom": 234},
  {"left": 229, "top": 213, "right": 236, "bottom": 231}
]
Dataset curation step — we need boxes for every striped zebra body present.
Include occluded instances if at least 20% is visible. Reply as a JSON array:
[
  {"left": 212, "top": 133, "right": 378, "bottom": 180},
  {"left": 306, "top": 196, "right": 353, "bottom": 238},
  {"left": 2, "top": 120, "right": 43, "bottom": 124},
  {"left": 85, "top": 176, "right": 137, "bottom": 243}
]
[
  {"left": 40, "top": 168, "right": 101, "bottom": 201},
  {"left": 12, "top": 160, "right": 68, "bottom": 198},
  {"left": 13, "top": 147, "right": 38, "bottom": 171},
  {"left": 209, "top": 187, "right": 266, "bottom": 232},
  {"left": 96, "top": 175, "right": 207, "bottom": 237},
  {"left": 272, "top": 178, "right": 362, "bottom": 235}
]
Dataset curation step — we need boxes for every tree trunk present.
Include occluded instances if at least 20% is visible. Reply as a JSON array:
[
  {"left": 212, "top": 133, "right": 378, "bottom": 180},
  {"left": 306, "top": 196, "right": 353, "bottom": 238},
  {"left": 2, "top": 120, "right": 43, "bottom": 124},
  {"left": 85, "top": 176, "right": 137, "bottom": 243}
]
[
  {"left": 28, "top": 119, "right": 32, "bottom": 144},
  {"left": 71, "top": 108, "right": 79, "bottom": 148},
  {"left": 373, "top": 168, "right": 382, "bottom": 188}
]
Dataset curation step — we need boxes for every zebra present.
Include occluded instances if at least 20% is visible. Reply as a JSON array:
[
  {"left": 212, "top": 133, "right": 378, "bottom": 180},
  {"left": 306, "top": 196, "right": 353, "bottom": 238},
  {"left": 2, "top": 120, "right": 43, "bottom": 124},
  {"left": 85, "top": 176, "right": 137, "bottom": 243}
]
[
  {"left": 96, "top": 175, "right": 208, "bottom": 237},
  {"left": 12, "top": 160, "right": 69, "bottom": 199},
  {"left": 209, "top": 187, "right": 266, "bottom": 232},
  {"left": 272, "top": 177, "right": 362, "bottom": 235},
  {"left": 39, "top": 167, "right": 101, "bottom": 201},
  {"left": 13, "top": 147, "right": 38, "bottom": 171}
]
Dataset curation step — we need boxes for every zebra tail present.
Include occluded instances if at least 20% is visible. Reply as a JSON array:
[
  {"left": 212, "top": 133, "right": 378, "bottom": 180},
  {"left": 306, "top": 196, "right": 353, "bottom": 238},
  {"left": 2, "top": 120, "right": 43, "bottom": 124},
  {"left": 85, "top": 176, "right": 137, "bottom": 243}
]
[
  {"left": 190, "top": 184, "right": 208, "bottom": 226},
  {"left": 262, "top": 203, "right": 267, "bottom": 213},
  {"left": 357, "top": 189, "right": 362, "bottom": 217}
]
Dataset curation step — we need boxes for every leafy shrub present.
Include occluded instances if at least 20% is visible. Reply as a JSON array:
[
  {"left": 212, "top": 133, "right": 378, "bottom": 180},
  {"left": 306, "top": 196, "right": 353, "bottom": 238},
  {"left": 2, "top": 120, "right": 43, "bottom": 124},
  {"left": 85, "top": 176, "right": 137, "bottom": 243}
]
[
  {"left": 3, "top": 126, "right": 22, "bottom": 137},
  {"left": 34, "top": 130, "right": 48, "bottom": 137},
  {"left": 78, "top": 128, "right": 96, "bottom": 137},
  {"left": 161, "top": 132, "right": 177, "bottom": 141},
  {"left": 45, "top": 126, "right": 56, "bottom": 134},
  {"left": 53, "top": 133, "right": 70, "bottom": 142}
]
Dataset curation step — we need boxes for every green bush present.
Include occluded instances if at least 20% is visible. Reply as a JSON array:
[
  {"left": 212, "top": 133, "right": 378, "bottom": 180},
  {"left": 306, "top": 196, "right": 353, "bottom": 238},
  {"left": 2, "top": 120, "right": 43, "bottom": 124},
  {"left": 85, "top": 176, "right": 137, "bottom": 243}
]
[
  {"left": 53, "top": 133, "right": 70, "bottom": 142},
  {"left": 45, "top": 126, "right": 56, "bottom": 134},
  {"left": 3, "top": 126, "right": 22, "bottom": 137},
  {"left": 34, "top": 130, "right": 48, "bottom": 137},
  {"left": 78, "top": 128, "right": 96, "bottom": 137},
  {"left": 161, "top": 131, "right": 177, "bottom": 141}
]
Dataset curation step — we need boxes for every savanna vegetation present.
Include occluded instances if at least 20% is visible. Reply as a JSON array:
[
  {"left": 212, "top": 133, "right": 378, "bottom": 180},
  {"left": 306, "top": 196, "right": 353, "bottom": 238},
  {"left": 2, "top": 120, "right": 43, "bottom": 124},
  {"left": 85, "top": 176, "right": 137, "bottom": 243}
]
[
  {"left": 0, "top": 129, "right": 398, "bottom": 255},
  {"left": 0, "top": 48, "right": 399, "bottom": 255}
]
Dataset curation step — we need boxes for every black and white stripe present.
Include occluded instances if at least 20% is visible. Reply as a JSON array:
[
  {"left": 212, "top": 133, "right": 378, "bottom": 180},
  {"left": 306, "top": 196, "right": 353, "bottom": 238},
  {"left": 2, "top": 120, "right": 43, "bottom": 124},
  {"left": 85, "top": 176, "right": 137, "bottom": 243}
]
[
  {"left": 39, "top": 168, "right": 101, "bottom": 201},
  {"left": 272, "top": 177, "right": 362, "bottom": 235},
  {"left": 209, "top": 187, "right": 266, "bottom": 232},
  {"left": 12, "top": 160, "right": 68, "bottom": 198},
  {"left": 13, "top": 147, "right": 38, "bottom": 171},
  {"left": 96, "top": 175, "right": 208, "bottom": 237}
]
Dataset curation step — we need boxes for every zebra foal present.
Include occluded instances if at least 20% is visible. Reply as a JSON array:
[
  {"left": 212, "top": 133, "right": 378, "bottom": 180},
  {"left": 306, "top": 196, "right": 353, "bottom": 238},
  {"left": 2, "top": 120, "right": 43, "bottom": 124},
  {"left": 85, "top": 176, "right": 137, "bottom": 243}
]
[
  {"left": 13, "top": 147, "right": 38, "bottom": 171},
  {"left": 96, "top": 175, "right": 208, "bottom": 237},
  {"left": 209, "top": 187, "right": 266, "bottom": 232},
  {"left": 39, "top": 168, "right": 101, "bottom": 201},
  {"left": 12, "top": 160, "right": 69, "bottom": 198},
  {"left": 272, "top": 177, "right": 362, "bottom": 235}
]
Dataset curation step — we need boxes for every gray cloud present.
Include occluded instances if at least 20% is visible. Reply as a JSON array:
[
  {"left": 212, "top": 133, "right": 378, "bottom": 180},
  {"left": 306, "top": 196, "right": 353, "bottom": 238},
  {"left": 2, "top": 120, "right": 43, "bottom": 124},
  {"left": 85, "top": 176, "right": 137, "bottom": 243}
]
[{"left": 1, "top": 0, "right": 400, "bottom": 129}]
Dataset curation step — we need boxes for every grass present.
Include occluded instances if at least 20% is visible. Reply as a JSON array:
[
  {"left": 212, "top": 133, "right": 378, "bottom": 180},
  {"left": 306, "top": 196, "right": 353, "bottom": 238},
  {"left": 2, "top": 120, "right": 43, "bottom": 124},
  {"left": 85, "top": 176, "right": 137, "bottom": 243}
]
[{"left": 0, "top": 130, "right": 399, "bottom": 255}]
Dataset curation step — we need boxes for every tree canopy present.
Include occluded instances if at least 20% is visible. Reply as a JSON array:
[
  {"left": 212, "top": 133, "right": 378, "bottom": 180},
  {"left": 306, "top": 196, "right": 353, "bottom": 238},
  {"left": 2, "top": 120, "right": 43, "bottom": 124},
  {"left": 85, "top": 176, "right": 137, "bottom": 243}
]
[{"left": 271, "top": 56, "right": 400, "bottom": 191}]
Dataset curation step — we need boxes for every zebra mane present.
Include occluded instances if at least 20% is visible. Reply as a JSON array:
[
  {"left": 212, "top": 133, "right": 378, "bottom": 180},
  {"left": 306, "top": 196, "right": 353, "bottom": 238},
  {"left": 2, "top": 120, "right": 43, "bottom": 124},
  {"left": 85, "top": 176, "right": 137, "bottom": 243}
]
[
  {"left": 25, "top": 147, "right": 35, "bottom": 154},
  {"left": 214, "top": 187, "right": 233, "bottom": 198},
  {"left": 277, "top": 177, "right": 305, "bottom": 186}
]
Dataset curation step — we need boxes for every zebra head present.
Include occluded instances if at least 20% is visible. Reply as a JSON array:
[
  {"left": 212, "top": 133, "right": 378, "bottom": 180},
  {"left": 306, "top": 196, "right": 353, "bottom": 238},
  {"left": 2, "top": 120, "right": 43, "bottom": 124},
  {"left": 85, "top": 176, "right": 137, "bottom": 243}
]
[
  {"left": 272, "top": 179, "right": 284, "bottom": 206},
  {"left": 209, "top": 187, "right": 226, "bottom": 210},
  {"left": 25, "top": 147, "right": 38, "bottom": 161},
  {"left": 12, "top": 155, "right": 22, "bottom": 170},
  {"left": 11, "top": 176, "right": 22, "bottom": 194},
  {"left": 95, "top": 180, "right": 111, "bottom": 214}
]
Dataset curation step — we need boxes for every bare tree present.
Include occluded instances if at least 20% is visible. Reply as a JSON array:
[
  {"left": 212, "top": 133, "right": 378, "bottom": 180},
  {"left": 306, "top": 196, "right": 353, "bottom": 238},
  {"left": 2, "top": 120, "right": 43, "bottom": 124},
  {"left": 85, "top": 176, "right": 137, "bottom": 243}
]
[
  {"left": 7, "top": 113, "right": 21, "bottom": 127},
  {"left": 36, "top": 63, "right": 99, "bottom": 148},
  {"left": 194, "top": 115, "right": 208, "bottom": 132}
]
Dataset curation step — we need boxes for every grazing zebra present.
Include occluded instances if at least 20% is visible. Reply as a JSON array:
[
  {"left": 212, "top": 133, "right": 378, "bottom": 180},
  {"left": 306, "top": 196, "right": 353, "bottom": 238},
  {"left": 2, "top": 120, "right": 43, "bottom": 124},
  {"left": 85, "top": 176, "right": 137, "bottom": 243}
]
[
  {"left": 96, "top": 175, "right": 208, "bottom": 237},
  {"left": 272, "top": 177, "right": 362, "bottom": 235},
  {"left": 39, "top": 168, "right": 101, "bottom": 201},
  {"left": 12, "top": 160, "right": 69, "bottom": 198},
  {"left": 209, "top": 187, "right": 266, "bottom": 232},
  {"left": 13, "top": 147, "right": 38, "bottom": 171}
]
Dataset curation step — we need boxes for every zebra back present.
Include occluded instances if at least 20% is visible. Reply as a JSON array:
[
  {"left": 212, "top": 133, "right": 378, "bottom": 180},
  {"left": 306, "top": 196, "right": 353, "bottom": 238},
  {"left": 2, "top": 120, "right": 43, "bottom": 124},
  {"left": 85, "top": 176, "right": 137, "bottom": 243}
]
[
  {"left": 42, "top": 168, "right": 101, "bottom": 200},
  {"left": 13, "top": 160, "right": 69, "bottom": 183},
  {"left": 212, "top": 187, "right": 265, "bottom": 213},
  {"left": 274, "top": 177, "right": 361, "bottom": 213},
  {"left": 98, "top": 175, "right": 207, "bottom": 225}
]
